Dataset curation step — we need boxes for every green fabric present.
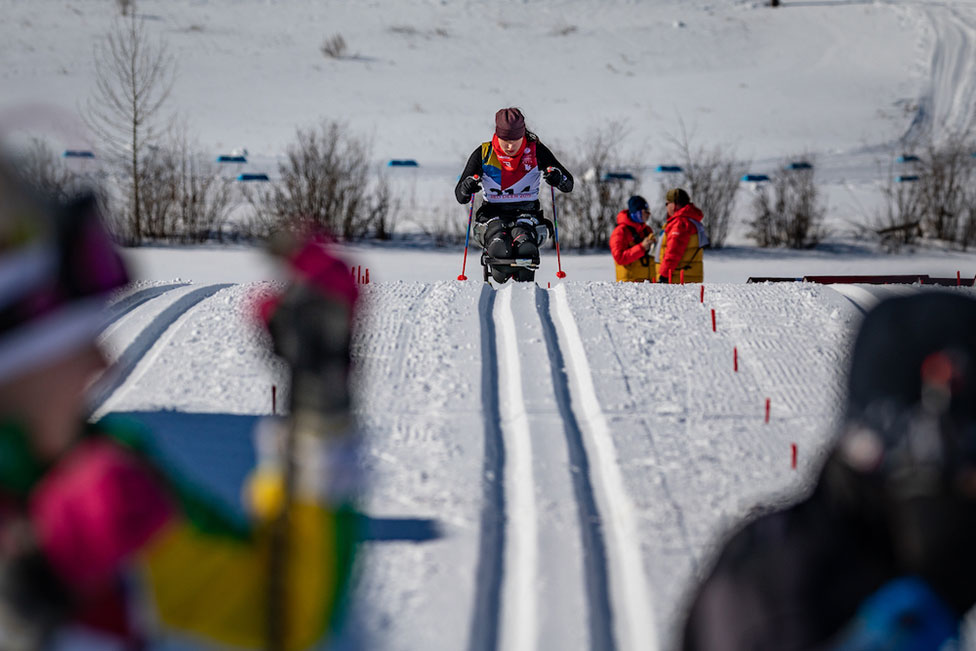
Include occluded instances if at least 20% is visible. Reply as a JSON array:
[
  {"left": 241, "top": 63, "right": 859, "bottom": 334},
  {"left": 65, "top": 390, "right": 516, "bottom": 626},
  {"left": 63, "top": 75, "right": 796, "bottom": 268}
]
[
  {"left": 327, "top": 504, "right": 362, "bottom": 634},
  {"left": 0, "top": 421, "right": 47, "bottom": 496}
]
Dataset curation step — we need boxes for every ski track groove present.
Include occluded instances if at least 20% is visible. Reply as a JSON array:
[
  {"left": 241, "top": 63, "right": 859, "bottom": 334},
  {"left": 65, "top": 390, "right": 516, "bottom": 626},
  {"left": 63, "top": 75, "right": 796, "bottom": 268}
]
[
  {"left": 493, "top": 286, "right": 538, "bottom": 651},
  {"left": 550, "top": 284, "right": 658, "bottom": 651},
  {"left": 102, "top": 283, "right": 190, "bottom": 333},
  {"left": 468, "top": 284, "right": 505, "bottom": 651},
  {"left": 534, "top": 286, "right": 616, "bottom": 651},
  {"left": 89, "top": 283, "right": 233, "bottom": 416}
]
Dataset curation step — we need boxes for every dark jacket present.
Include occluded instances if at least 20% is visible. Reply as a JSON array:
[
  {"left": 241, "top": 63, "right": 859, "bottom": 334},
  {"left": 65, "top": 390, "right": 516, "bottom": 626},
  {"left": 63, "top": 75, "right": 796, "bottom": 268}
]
[{"left": 454, "top": 137, "right": 573, "bottom": 222}]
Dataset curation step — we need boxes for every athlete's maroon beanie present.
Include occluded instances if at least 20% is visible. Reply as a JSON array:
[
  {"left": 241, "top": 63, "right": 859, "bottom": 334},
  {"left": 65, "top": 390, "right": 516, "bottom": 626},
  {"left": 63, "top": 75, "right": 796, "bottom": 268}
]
[{"left": 495, "top": 108, "right": 526, "bottom": 141}]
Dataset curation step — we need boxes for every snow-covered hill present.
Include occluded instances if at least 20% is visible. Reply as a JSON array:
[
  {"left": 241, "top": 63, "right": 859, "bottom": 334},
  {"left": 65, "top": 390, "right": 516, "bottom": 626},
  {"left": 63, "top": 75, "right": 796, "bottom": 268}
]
[
  {"left": 98, "top": 274, "right": 975, "bottom": 649},
  {"left": 9, "top": 1, "right": 976, "bottom": 648},
  {"left": 4, "top": 0, "right": 976, "bottom": 237}
]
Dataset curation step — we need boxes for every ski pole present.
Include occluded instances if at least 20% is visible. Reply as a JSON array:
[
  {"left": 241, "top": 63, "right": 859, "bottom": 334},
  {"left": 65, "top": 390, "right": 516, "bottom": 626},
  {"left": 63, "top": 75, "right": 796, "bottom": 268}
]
[
  {"left": 457, "top": 175, "right": 479, "bottom": 281},
  {"left": 549, "top": 175, "right": 567, "bottom": 279}
]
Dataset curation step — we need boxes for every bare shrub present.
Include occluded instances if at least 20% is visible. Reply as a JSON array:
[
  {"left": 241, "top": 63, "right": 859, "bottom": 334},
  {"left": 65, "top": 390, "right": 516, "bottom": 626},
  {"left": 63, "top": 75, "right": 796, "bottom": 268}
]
[
  {"left": 246, "top": 120, "right": 391, "bottom": 240},
  {"left": 112, "top": 125, "right": 236, "bottom": 243},
  {"left": 870, "top": 162, "right": 925, "bottom": 252},
  {"left": 14, "top": 138, "right": 91, "bottom": 202},
  {"left": 388, "top": 25, "right": 449, "bottom": 39},
  {"left": 320, "top": 34, "right": 348, "bottom": 59},
  {"left": 916, "top": 138, "right": 976, "bottom": 243},
  {"left": 550, "top": 24, "right": 578, "bottom": 36},
  {"left": 370, "top": 175, "right": 400, "bottom": 240},
  {"left": 558, "top": 122, "right": 640, "bottom": 249},
  {"left": 85, "top": 12, "right": 175, "bottom": 243},
  {"left": 116, "top": 0, "right": 134, "bottom": 16},
  {"left": 137, "top": 145, "right": 178, "bottom": 241},
  {"left": 388, "top": 25, "right": 419, "bottom": 36},
  {"left": 661, "top": 125, "right": 745, "bottom": 248},
  {"left": 871, "top": 135, "right": 976, "bottom": 250},
  {"left": 167, "top": 128, "right": 235, "bottom": 242},
  {"left": 417, "top": 205, "right": 466, "bottom": 247},
  {"left": 747, "top": 156, "right": 826, "bottom": 248}
]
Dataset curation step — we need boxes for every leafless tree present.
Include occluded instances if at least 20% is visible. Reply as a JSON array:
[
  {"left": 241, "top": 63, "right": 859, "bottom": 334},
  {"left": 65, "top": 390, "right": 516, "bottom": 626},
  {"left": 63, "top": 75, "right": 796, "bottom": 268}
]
[
  {"left": 116, "top": 0, "right": 134, "bottom": 16},
  {"left": 662, "top": 123, "right": 745, "bottom": 248},
  {"left": 557, "top": 121, "right": 641, "bottom": 249},
  {"left": 747, "top": 156, "right": 826, "bottom": 249},
  {"left": 85, "top": 12, "right": 175, "bottom": 243}
]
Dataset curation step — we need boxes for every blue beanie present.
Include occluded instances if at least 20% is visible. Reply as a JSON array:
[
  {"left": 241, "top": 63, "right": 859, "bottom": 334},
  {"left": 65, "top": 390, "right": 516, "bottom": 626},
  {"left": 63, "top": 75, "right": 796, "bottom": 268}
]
[{"left": 627, "top": 195, "right": 648, "bottom": 223}]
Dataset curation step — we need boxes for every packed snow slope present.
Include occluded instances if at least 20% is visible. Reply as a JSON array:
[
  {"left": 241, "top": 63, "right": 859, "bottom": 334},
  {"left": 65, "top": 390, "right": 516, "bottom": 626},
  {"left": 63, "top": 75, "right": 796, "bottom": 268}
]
[
  {"left": 4, "top": 0, "right": 976, "bottom": 235},
  {"left": 97, "top": 272, "right": 976, "bottom": 650}
]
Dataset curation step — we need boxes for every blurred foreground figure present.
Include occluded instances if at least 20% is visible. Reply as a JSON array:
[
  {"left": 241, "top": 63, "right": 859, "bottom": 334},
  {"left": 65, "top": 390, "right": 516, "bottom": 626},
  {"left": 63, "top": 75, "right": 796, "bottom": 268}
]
[
  {"left": 0, "top": 156, "right": 360, "bottom": 650},
  {"left": 682, "top": 292, "right": 976, "bottom": 651}
]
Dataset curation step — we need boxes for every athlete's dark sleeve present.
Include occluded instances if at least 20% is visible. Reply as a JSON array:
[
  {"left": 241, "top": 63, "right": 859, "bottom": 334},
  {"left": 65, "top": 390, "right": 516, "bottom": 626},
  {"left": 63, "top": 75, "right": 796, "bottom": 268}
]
[
  {"left": 455, "top": 147, "right": 483, "bottom": 204},
  {"left": 536, "top": 142, "right": 574, "bottom": 193}
]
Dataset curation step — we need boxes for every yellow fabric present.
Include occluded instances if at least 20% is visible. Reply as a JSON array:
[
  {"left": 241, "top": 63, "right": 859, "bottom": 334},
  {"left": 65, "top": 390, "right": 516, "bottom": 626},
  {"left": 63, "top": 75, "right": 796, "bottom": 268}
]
[
  {"left": 659, "top": 232, "right": 704, "bottom": 283},
  {"left": 245, "top": 464, "right": 287, "bottom": 520},
  {"left": 142, "top": 501, "right": 337, "bottom": 651},
  {"left": 615, "top": 256, "right": 656, "bottom": 282}
]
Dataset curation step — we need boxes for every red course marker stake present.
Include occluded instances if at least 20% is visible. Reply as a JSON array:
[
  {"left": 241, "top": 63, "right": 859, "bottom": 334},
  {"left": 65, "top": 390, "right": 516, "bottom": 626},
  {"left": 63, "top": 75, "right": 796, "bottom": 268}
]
[
  {"left": 791, "top": 443, "right": 797, "bottom": 469},
  {"left": 357, "top": 265, "right": 362, "bottom": 285},
  {"left": 765, "top": 398, "right": 771, "bottom": 423},
  {"left": 680, "top": 269, "right": 685, "bottom": 284},
  {"left": 272, "top": 385, "right": 277, "bottom": 415},
  {"left": 711, "top": 309, "right": 716, "bottom": 332},
  {"left": 700, "top": 285, "right": 704, "bottom": 303},
  {"left": 365, "top": 268, "right": 370, "bottom": 284},
  {"left": 958, "top": 270, "right": 962, "bottom": 286},
  {"left": 734, "top": 347, "right": 738, "bottom": 372}
]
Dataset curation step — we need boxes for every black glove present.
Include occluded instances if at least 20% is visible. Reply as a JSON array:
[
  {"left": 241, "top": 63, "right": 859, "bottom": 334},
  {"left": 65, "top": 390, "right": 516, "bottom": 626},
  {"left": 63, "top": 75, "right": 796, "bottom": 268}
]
[
  {"left": 658, "top": 275, "right": 669, "bottom": 284},
  {"left": 459, "top": 175, "right": 481, "bottom": 196},
  {"left": 541, "top": 216, "right": 555, "bottom": 239},
  {"left": 544, "top": 167, "right": 564, "bottom": 187}
]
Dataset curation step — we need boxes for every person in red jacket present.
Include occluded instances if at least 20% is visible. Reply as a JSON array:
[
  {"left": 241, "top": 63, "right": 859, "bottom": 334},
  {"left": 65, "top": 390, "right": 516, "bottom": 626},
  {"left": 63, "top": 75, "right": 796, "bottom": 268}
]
[
  {"left": 658, "top": 188, "right": 709, "bottom": 284},
  {"left": 610, "top": 195, "right": 657, "bottom": 282}
]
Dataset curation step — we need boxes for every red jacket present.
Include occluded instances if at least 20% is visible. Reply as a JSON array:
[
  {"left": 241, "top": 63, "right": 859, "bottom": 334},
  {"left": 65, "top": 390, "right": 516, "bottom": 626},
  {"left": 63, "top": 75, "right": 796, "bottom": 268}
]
[
  {"left": 658, "top": 203, "right": 706, "bottom": 281},
  {"left": 610, "top": 210, "right": 652, "bottom": 266}
]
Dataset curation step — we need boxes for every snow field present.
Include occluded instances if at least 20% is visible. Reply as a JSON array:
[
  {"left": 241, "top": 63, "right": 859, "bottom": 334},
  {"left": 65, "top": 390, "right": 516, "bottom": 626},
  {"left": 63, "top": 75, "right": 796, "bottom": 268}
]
[
  {"left": 95, "top": 277, "right": 976, "bottom": 650},
  {"left": 95, "top": 281, "right": 286, "bottom": 417},
  {"left": 349, "top": 281, "right": 485, "bottom": 651},
  {"left": 559, "top": 281, "right": 863, "bottom": 647}
]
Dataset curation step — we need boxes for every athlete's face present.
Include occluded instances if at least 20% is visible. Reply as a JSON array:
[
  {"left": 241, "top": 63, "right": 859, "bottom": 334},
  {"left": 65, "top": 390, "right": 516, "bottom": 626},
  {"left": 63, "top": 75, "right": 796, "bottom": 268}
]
[{"left": 497, "top": 136, "right": 524, "bottom": 157}]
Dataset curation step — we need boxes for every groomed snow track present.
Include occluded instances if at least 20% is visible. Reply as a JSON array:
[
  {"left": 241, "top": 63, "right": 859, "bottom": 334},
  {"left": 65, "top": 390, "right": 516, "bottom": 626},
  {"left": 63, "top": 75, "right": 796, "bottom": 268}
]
[
  {"left": 92, "top": 279, "right": 976, "bottom": 651},
  {"left": 91, "top": 283, "right": 234, "bottom": 416},
  {"left": 468, "top": 283, "right": 655, "bottom": 651}
]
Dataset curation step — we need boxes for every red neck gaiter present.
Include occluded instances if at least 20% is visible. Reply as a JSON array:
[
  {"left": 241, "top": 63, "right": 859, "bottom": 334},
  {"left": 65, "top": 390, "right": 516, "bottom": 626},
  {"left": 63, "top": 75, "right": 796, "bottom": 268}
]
[{"left": 491, "top": 134, "right": 525, "bottom": 172}]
